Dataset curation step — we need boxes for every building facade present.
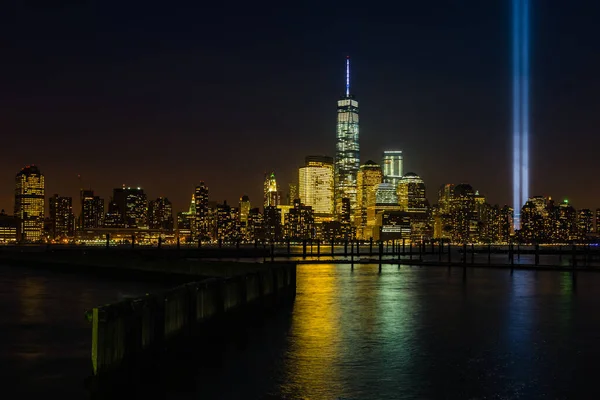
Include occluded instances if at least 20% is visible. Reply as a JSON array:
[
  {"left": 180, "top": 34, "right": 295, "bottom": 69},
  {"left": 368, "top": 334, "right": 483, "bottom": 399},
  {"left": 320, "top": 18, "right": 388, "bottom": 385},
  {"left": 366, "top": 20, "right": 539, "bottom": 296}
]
[
  {"left": 263, "top": 172, "right": 280, "bottom": 208},
  {"left": 299, "top": 155, "right": 334, "bottom": 216},
  {"left": 81, "top": 189, "right": 104, "bottom": 229},
  {"left": 49, "top": 194, "right": 74, "bottom": 239},
  {"left": 148, "top": 197, "right": 174, "bottom": 231},
  {"left": 14, "top": 165, "right": 45, "bottom": 242},
  {"left": 382, "top": 150, "right": 403, "bottom": 188}
]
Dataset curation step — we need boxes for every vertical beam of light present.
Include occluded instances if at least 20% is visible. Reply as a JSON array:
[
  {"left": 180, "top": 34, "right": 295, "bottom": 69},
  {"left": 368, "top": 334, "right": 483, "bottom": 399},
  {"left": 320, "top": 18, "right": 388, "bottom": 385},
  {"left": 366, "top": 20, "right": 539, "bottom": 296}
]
[
  {"left": 346, "top": 56, "right": 350, "bottom": 97},
  {"left": 512, "top": 0, "right": 522, "bottom": 230},
  {"left": 521, "top": 0, "right": 530, "bottom": 209}
]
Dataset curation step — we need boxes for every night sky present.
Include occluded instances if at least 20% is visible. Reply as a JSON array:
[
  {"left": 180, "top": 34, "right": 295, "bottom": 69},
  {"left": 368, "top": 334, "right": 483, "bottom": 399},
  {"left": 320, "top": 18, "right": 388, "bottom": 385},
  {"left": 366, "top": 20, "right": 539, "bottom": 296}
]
[{"left": 1, "top": 1, "right": 599, "bottom": 215}]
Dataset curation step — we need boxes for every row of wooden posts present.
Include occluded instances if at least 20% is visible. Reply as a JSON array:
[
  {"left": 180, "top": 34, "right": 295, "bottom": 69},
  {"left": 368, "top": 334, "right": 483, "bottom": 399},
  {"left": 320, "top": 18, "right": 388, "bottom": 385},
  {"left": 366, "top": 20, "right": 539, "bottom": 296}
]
[{"left": 102, "top": 234, "right": 596, "bottom": 267}]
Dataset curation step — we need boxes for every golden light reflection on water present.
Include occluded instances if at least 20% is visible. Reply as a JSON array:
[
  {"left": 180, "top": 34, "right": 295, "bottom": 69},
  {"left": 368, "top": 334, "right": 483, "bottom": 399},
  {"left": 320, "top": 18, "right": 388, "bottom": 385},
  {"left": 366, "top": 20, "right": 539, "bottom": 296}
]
[
  {"left": 282, "top": 264, "right": 343, "bottom": 396},
  {"left": 280, "top": 264, "right": 418, "bottom": 398}
]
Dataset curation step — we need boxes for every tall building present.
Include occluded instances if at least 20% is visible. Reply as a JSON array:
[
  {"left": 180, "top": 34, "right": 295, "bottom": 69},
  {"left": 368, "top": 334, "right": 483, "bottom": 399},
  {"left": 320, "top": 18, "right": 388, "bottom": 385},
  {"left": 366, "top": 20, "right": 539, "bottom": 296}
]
[
  {"left": 335, "top": 56, "right": 360, "bottom": 216},
  {"left": 397, "top": 173, "right": 428, "bottom": 212},
  {"left": 80, "top": 189, "right": 104, "bottom": 229},
  {"left": 104, "top": 200, "right": 123, "bottom": 228},
  {"left": 263, "top": 172, "right": 280, "bottom": 208},
  {"left": 596, "top": 209, "right": 600, "bottom": 233},
  {"left": 355, "top": 161, "right": 383, "bottom": 239},
  {"left": 112, "top": 187, "right": 147, "bottom": 228},
  {"left": 288, "top": 183, "right": 298, "bottom": 205},
  {"left": 239, "top": 195, "right": 251, "bottom": 225},
  {"left": 577, "top": 209, "right": 593, "bottom": 240},
  {"left": 298, "top": 156, "right": 334, "bottom": 216},
  {"left": 284, "top": 199, "right": 315, "bottom": 240},
  {"left": 177, "top": 195, "right": 196, "bottom": 242},
  {"left": 195, "top": 182, "right": 209, "bottom": 239},
  {"left": 382, "top": 151, "right": 403, "bottom": 188},
  {"left": 49, "top": 194, "right": 74, "bottom": 239},
  {"left": 14, "top": 165, "right": 45, "bottom": 242},
  {"left": 148, "top": 197, "right": 174, "bottom": 231}
]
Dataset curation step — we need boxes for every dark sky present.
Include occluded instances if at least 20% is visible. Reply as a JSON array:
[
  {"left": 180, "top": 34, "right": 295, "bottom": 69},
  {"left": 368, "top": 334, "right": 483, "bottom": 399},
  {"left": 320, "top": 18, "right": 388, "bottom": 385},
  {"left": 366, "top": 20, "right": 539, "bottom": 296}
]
[{"left": 1, "top": 1, "right": 599, "bottom": 215}]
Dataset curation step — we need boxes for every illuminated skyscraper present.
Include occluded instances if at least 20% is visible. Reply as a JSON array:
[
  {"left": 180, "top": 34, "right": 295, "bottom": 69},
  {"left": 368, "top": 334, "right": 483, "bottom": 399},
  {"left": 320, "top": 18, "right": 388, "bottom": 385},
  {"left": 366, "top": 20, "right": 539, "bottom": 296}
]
[
  {"left": 195, "top": 182, "right": 209, "bottom": 239},
  {"left": 14, "top": 165, "right": 45, "bottom": 242},
  {"left": 112, "top": 186, "right": 147, "bottom": 228},
  {"left": 397, "top": 173, "right": 427, "bottom": 212},
  {"left": 335, "top": 56, "right": 360, "bottom": 216},
  {"left": 288, "top": 183, "right": 298, "bottom": 205},
  {"left": 382, "top": 151, "right": 403, "bottom": 188},
  {"left": 239, "top": 195, "right": 251, "bottom": 224},
  {"left": 148, "top": 197, "right": 174, "bottom": 231},
  {"left": 596, "top": 209, "right": 600, "bottom": 233},
  {"left": 263, "top": 172, "right": 280, "bottom": 208},
  {"left": 49, "top": 194, "right": 74, "bottom": 239},
  {"left": 80, "top": 189, "right": 104, "bottom": 229},
  {"left": 299, "top": 156, "right": 334, "bottom": 216},
  {"left": 355, "top": 161, "right": 383, "bottom": 238}
]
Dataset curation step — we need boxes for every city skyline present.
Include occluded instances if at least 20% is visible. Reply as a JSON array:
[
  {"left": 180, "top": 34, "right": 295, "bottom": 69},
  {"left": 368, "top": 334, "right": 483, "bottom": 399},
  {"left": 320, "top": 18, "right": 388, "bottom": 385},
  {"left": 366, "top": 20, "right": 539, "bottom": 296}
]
[{"left": 1, "top": 2, "right": 599, "bottom": 214}]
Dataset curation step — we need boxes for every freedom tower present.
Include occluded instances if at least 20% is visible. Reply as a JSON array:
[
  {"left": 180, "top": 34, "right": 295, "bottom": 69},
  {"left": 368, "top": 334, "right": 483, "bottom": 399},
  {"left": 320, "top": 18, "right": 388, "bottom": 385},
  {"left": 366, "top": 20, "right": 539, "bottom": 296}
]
[{"left": 335, "top": 56, "right": 360, "bottom": 217}]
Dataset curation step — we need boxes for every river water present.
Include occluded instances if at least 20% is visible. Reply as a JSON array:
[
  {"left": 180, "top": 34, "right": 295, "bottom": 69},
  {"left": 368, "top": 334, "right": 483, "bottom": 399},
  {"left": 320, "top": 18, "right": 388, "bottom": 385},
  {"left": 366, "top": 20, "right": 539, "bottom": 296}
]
[{"left": 1, "top": 263, "right": 599, "bottom": 399}]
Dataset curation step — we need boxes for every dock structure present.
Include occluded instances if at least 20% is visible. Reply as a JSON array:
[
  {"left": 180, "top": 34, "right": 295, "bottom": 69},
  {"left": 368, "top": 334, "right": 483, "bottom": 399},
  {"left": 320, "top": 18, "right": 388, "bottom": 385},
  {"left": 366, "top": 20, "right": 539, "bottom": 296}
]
[{"left": 87, "top": 262, "right": 295, "bottom": 379}]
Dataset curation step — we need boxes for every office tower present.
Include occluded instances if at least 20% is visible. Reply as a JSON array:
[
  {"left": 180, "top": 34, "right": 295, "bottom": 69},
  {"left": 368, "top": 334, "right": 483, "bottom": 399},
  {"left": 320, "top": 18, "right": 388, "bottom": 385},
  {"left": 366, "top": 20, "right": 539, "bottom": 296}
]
[
  {"left": 512, "top": 0, "right": 531, "bottom": 229},
  {"left": 14, "top": 165, "right": 45, "bottom": 242},
  {"left": 357, "top": 161, "right": 384, "bottom": 209},
  {"left": 577, "top": 209, "right": 593, "bottom": 240},
  {"left": 248, "top": 208, "right": 264, "bottom": 242},
  {"left": 104, "top": 200, "right": 123, "bottom": 228},
  {"left": 382, "top": 151, "right": 403, "bottom": 188},
  {"left": 288, "top": 183, "right": 298, "bottom": 205},
  {"left": 215, "top": 201, "right": 240, "bottom": 242},
  {"left": 335, "top": 56, "right": 360, "bottom": 215},
  {"left": 299, "top": 156, "right": 334, "bottom": 216},
  {"left": 112, "top": 186, "right": 148, "bottom": 228},
  {"left": 148, "top": 197, "right": 174, "bottom": 231},
  {"left": 0, "top": 210, "right": 18, "bottom": 243},
  {"left": 437, "top": 184, "right": 456, "bottom": 214},
  {"left": 263, "top": 205, "right": 282, "bottom": 241},
  {"left": 194, "top": 182, "right": 209, "bottom": 239},
  {"left": 80, "top": 189, "right": 104, "bottom": 229},
  {"left": 556, "top": 200, "right": 576, "bottom": 242},
  {"left": 49, "top": 194, "right": 74, "bottom": 239},
  {"left": 355, "top": 161, "right": 383, "bottom": 239},
  {"left": 264, "top": 172, "right": 280, "bottom": 208},
  {"left": 285, "top": 199, "right": 315, "bottom": 240},
  {"left": 397, "top": 173, "right": 427, "bottom": 212},
  {"left": 596, "top": 209, "right": 600, "bottom": 233},
  {"left": 177, "top": 195, "right": 196, "bottom": 241},
  {"left": 239, "top": 195, "right": 251, "bottom": 224}
]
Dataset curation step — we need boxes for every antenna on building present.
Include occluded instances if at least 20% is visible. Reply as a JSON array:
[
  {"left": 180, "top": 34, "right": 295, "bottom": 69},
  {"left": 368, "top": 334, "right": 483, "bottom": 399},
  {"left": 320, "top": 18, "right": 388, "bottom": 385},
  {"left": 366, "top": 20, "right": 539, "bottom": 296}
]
[{"left": 346, "top": 56, "right": 350, "bottom": 97}]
